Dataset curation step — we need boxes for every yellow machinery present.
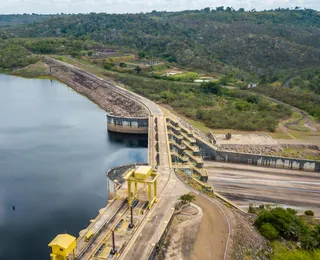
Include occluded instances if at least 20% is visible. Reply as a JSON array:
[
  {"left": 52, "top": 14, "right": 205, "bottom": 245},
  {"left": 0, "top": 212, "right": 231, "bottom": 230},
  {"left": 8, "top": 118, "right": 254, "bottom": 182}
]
[
  {"left": 124, "top": 166, "right": 159, "bottom": 209},
  {"left": 85, "top": 230, "right": 94, "bottom": 242},
  {"left": 48, "top": 234, "right": 76, "bottom": 260}
]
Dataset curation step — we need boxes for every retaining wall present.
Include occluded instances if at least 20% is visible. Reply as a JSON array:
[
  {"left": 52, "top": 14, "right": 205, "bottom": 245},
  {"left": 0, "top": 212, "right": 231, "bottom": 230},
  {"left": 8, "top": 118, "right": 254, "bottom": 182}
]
[{"left": 196, "top": 138, "right": 320, "bottom": 172}]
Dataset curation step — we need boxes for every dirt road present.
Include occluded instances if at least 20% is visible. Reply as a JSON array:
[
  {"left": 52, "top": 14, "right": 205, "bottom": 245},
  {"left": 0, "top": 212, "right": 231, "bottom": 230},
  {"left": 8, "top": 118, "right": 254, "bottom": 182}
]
[{"left": 205, "top": 161, "right": 320, "bottom": 217}]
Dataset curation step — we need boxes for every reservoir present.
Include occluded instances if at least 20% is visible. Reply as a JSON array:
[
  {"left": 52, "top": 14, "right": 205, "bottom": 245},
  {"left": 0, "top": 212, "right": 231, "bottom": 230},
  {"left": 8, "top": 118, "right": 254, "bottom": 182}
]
[{"left": 0, "top": 74, "right": 148, "bottom": 260}]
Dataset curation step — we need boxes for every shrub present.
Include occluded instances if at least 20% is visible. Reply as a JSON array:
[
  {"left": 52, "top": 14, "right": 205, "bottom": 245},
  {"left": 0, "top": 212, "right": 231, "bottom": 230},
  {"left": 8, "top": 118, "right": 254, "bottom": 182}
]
[
  {"left": 103, "top": 62, "right": 115, "bottom": 70},
  {"left": 119, "top": 62, "right": 127, "bottom": 68},
  {"left": 255, "top": 207, "right": 307, "bottom": 241},
  {"left": 305, "top": 210, "right": 314, "bottom": 216},
  {"left": 248, "top": 203, "right": 257, "bottom": 214},
  {"left": 260, "top": 223, "right": 279, "bottom": 240}
]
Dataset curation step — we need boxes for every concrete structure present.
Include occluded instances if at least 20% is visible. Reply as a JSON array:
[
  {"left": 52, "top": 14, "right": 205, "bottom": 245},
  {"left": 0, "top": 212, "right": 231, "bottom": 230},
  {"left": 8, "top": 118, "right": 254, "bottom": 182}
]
[
  {"left": 196, "top": 135, "right": 320, "bottom": 172},
  {"left": 48, "top": 234, "right": 76, "bottom": 260},
  {"left": 46, "top": 58, "right": 223, "bottom": 260},
  {"left": 123, "top": 166, "right": 159, "bottom": 209},
  {"left": 166, "top": 117, "right": 208, "bottom": 181},
  {"left": 107, "top": 114, "right": 148, "bottom": 134}
]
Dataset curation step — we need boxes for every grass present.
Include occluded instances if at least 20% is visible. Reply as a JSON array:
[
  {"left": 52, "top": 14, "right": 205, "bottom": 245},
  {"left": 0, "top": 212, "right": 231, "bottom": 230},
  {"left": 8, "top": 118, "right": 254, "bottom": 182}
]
[
  {"left": 273, "top": 147, "right": 320, "bottom": 160},
  {"left": 161, "top": 104, "right": 293, "bottom": 140},
  {"left": 271, "top": 241, "right": 320, "bottom": 260},
  {"left": 11, "top": 61, "right": 49, "bottom": 78},
  {"left": 0, "top": 69, "right": 10, "bottom": 74}
]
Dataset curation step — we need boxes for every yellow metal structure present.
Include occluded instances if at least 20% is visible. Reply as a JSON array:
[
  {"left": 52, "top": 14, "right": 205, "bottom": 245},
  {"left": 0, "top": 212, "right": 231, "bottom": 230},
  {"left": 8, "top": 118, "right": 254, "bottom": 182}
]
[
  {"left": 48, "top": 234, "right": 76, "bottom": 260},
  {"left": 124, "top": 166, "right": 159, "bottom": 209},
  {"left": 85, "top": 230, "right": 94, "bottom": 242}
]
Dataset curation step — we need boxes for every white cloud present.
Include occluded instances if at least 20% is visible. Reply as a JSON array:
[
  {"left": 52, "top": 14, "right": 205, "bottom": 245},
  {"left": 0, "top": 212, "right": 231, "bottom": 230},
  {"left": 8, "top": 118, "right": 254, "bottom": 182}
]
[{"left": 1, "top": 0, "right": 319, "bottom": 14}]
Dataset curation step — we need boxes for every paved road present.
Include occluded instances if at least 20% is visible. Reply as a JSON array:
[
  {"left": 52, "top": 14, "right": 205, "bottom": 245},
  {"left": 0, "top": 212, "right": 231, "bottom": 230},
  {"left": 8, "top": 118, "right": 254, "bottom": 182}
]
[
  {"left": 257, "top": 93, "right": 318, "bottom": 132},
  {"left": 120, "top": 115, "right": 190, "bottom": 259},
  {"left": 205, "top": 161, "right": 320, "bottom": 217},
  {"left": 191, "top": 195, "right": 229, "bottom": 260}
]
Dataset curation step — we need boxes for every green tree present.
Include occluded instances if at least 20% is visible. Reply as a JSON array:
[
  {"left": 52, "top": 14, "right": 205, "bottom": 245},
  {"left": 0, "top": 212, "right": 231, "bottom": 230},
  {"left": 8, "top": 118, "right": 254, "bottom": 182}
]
[
  {"left": 119, "top": 62, "right": 127, "bottom": 68},
  {"left": 138, "top": 52, "right": 145, "bottom": 59},
  {"left": 103, "top": 62, "right": 114, "bottom": 70},
  {"left": 180, "top": 193, "right": 195, "bottom": 205},
  {"left": 134, "top": 66, "right": 142, "bottom": 74},
  {"left": 305, "top": 210, "right": 314, "bottom": 216},
  {"left": 202, "top": 82, "right": 222, "bottom": 94}
]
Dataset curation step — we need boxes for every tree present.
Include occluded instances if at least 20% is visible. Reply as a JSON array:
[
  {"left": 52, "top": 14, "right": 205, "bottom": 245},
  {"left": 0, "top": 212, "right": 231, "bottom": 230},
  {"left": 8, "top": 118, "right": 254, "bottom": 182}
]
[
  {"left": 202, "top": 82, "right": 222, "bottom": 94},
  {"left": 238, "top": 8, "right": 245, "bottom": 12},
  {"left": 138, "top": 52, "right": 145, "bottom": 59},
  {"left": 134, "top": 66, "right": 142, "bottom": 74},
  {"left": 103, "top": 62, "right": 114, "bottom": 70},
  {"left": 119, "top": 62, "right": 127, "bottom": 68},
  {"left": 180, "top": 193, "right": 195, "bottom": 205},
  {"left": 216, "top": 6, "right": 224, "bottom": 12},
  {"left": 305, "top": 210, "right": 314, "bottom": 216}
]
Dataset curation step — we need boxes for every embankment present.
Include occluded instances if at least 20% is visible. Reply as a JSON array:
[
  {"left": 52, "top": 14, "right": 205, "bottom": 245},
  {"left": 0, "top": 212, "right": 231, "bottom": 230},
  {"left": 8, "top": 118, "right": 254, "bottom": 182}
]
[{"left": 45, "top": 58, "right": 148, "bottom": 118}]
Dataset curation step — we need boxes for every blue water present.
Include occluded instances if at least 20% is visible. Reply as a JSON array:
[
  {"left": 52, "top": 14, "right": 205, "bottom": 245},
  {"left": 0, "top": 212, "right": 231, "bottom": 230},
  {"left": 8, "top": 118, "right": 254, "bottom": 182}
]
[{"left": 0, "top": 74, "right": 147, "bottom": 260}]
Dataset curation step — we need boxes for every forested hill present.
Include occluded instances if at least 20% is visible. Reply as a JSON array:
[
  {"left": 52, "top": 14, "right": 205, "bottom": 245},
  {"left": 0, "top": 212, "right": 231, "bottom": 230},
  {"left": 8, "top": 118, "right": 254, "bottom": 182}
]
[
  {"left": 1, "top": 9, "right": 320, "bottom": 78},
  {"left": 0, "top": 14, "right": 54, "bottom": 27}
]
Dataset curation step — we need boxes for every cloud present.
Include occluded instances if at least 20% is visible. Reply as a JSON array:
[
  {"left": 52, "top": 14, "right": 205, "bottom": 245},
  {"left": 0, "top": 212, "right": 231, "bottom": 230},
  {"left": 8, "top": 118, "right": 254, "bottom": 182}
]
[{"left": 1, "top": 0, "right": 319, "bottom": 14}]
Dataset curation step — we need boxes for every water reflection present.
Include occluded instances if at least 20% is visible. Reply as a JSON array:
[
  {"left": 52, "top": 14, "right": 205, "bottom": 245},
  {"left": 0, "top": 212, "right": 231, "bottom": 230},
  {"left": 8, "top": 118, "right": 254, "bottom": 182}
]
[
  {"left": 0, "top": 74, "right": 147, "bottom": 260},
  {"left": 107, "top": 131, "right": 148, "bottom": 148}
]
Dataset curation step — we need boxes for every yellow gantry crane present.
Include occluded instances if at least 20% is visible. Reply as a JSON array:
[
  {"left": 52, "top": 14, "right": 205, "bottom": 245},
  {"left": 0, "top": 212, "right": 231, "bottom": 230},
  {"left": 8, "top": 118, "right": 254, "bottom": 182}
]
[{"left": 123, "top": 165, "right": 159, "bottom": 209}]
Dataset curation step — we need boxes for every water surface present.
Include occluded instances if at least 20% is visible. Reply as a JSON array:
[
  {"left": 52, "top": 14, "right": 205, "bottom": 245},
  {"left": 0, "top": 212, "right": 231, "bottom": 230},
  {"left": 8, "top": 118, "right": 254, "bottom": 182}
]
[{"left": 0, "top": 74, "right": 147, "bottom": 260}]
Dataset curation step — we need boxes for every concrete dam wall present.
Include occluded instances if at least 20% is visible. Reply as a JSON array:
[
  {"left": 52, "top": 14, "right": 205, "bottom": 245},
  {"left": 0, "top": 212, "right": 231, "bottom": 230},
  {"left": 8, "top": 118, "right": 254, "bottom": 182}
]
[{"left": 196, "top": 138, "right": 320, "bottom": 172}]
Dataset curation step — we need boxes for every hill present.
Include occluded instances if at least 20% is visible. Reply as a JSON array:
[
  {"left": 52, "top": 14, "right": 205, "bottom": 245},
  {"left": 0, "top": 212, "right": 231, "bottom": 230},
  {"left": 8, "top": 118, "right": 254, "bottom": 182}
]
[
  {"left": 1, "top": 9, "right": 320, "bottom": 79},
  {"left": 0, "top": 14, "right": 54, "bottom": 27}
]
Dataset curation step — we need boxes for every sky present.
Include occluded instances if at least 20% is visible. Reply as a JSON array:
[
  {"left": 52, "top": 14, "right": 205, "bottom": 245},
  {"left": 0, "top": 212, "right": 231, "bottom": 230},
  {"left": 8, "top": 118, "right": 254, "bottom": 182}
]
[{"left": 1, "top": 0, "right": 319, "bottom": 14}]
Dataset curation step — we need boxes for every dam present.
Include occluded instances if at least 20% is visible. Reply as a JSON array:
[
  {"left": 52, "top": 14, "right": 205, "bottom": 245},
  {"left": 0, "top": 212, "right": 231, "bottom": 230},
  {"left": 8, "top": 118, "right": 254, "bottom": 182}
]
[{"left": 45, "top": 58, "right": 320, "bottom": 260}]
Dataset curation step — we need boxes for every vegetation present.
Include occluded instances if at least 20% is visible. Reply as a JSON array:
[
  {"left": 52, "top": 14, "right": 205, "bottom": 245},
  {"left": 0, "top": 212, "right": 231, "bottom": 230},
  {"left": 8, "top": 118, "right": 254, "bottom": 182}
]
[
  {"left": 0, "top": 43, "right": 38, "bottom": 69},
  {"left": 0, "top": 9, "right": 318, "bottom": 131},
  {"left": 290, "top": 68, "right": 320, "bottom": 94},
  {"left": 2, "top": 9, "right": 320, "bottom": 78},
  {"left": 254, "top": 85, "right": 320, "bottom": 119},
  {"left": 0, "top": 14, "right": 53, "bottom": 27},
  {"left": 271, "top": 241, "right": 320, "bottom": 260},
  {"left": 179, "top": 193, "right": 195, "bottom": 205},
  {"left": 101, "top": 70, "right": 291, "bottom": 131},
  {"left": 305, "top": 210, "right": 315, "bottom": 217},
  {"left": 250, "top": 205, "right": 320, "bottom": 259}
]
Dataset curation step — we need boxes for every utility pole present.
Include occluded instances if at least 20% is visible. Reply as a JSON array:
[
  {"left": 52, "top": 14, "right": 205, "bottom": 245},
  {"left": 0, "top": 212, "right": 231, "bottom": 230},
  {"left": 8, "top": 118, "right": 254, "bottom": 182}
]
[
  {"left": 129, "top": 206, "right": 134, "bottom": 228},
  {"left": 110, "top": 230, "right": 117, "bottom": 255}
]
